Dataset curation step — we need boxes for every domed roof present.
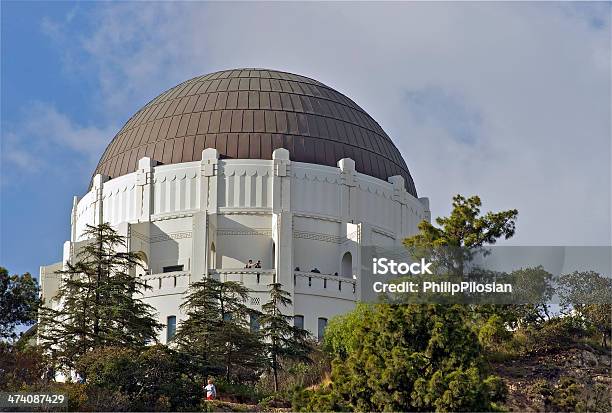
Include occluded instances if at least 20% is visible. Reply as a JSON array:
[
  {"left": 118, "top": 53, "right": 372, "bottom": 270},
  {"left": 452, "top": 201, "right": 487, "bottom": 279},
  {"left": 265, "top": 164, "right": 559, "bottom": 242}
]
[{"left": 93, "top": 68, "right": 417, "bottom": 196}]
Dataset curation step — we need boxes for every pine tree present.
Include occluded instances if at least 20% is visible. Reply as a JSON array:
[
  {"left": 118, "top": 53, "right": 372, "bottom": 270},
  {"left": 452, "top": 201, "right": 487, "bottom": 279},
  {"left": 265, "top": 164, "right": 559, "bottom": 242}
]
[
  {"left": 329, "top": 304, "right": 504, "bottom": 412},
  {"left": 404, "top": 194, "right": 518, "bottom": 276},
  {"left": 259, "top": 282, "right": 312, "bottom": 392},
  {"left": 174, "top": 277, "right": 264, "bottom": 382},
  {"left": 38, "top": 223, "right": 161, "bottom": 373}
]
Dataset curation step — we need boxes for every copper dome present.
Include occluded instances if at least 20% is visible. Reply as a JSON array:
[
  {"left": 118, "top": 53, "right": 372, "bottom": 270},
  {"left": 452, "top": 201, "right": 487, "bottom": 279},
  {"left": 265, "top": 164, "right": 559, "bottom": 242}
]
[{"left": 92, "top": 69, "right": 417, "bottom": 196}]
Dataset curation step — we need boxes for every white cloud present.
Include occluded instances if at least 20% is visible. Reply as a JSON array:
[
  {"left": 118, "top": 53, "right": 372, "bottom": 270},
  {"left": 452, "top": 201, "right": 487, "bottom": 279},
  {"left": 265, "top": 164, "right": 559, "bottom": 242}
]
[
  {"left": 32, "top": 1, "right": 612, "bottom": 245},
  {"left": 3, "top": 102, "right": 116, "bottom": 177}
]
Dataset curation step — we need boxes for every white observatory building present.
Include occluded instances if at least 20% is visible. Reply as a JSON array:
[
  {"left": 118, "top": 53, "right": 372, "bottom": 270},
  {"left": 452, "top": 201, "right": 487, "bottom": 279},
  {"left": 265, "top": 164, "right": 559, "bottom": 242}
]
[{"left": 40, "top": 69, "right": 430, "bottom": 342}]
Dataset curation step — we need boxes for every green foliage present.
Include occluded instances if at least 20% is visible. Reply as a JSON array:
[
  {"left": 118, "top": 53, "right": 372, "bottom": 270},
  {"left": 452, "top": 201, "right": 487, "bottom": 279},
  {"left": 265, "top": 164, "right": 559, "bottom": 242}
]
[
  {"left": 404, "top": 194, "right": 518, "bottom": 275},
  {"left": 214, "top": 378, "right": 269, "bottom": 404},
  {"left": 76, "top": 347, "right": 138, "bottom": 393},
  {"left": 38, "top": 223, "right": 161, "bottom": 372},
  {"left": 175, "top": 277, "right": 264, "bottom": 382},
  {"left": 514, "top": 316, "right": 587, "bottom": 355},
  {"left": 478, "top": 314, "right": 513, "bottom": 350},
  {"left": 0, "top": 267, "right": 40, "bottom": 340},
  {"left": 483, "top": 375, "right": 508, "bottom": 403},
  {"left": 74, "top": 345, "right": 201, "bottom": 411},
  {"left": 302, "top": 195, "right": 513, "bottom": 411},
  {"left": 259, "top": 282, "right": 313, "bottom": 392},
  {"left": 558, "top": 271, "right": 612, "bottom": 348},
  {"left": 531, "top": 376, "right": 611, "bottom": 413},
  {"left": 0, "top": 342, "right": 47, "bottom": 390},
  {"left": 292, "top": 387, "right": 350, "bottom": 412},
  {"left": 325, "top": 304, "right": 505, "bottom": 412},
  {"left": 257, "top": 348, "right": 331, "bottom": 394},
  {"left": 323, "top": 303, "right": 373, "bottom": 360}
]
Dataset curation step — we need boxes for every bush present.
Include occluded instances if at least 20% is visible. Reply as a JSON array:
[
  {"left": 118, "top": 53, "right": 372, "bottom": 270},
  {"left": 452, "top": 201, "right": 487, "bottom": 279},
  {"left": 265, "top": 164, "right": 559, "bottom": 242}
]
[
  {"left": 291, "top": 387, "right": 350, "bottom": 412},
  {"left": 76, "top": 347, "right": 139, "bottom": 393},
  {"left": 478, "top": 314, "right": 512, "bottom": 350},
  {"left": 256, "top": 349, "right": 331, "bottom": 393},
  {"left": 320, "top": 304, "right": 506, "bottom": 412},
  {"left": 0, "top": 343, "right": 47, "bottom": 390},
  {"left": 520, "top": 316, "right": 587, "bottom": 355},
  {"left": 483, "top": 375, "right": 508, "bottom": 403},
  {"left": 215, "top": 379, "right": 268, "bottom": 404},
  {"left": 531, "top": 376, "right": 611, "bottom": 413},
  {"left": 323, "top": 303, "right": 373, "bottom": 361},
  {"left": 74, "top": 345, "right": 200, "bottom": 411}
]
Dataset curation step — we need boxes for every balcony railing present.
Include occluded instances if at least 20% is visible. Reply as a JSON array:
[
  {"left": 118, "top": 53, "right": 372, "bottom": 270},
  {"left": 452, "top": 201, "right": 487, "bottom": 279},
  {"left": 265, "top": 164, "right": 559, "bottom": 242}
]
[
  {"left": 294, "top": 271, "right": 357, "bottom": 298},
  {"left": 140, "top": 270, "right": 190, "bottom": 294},
  {"left": 209, "top": 268, "right": 276, "bottom": 285}
]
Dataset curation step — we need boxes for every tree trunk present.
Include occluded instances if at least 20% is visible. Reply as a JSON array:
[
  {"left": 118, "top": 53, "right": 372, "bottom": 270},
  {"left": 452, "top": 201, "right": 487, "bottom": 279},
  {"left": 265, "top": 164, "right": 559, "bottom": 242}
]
[{"left": 272, "top": 353, "right": 278, "bottom": 392}]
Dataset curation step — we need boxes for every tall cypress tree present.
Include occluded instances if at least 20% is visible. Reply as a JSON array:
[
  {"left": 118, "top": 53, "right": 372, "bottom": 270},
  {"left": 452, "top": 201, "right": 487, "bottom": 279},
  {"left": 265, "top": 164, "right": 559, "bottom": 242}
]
[
  {"left": 38, "top": 223, "right": 161, "bottom": 373},
  {"left": 259, "top": 282, "right": 312, "bottom": 392},
  {"left": 174, "top": 277, "right": 264, "bottom": 382}
]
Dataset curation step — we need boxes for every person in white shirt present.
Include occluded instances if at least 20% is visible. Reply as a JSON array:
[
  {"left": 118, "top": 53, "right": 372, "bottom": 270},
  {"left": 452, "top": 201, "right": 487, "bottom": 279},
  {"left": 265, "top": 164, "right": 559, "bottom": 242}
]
[{"left": 204, "top": 378, "right": 217, "bottom": 401}]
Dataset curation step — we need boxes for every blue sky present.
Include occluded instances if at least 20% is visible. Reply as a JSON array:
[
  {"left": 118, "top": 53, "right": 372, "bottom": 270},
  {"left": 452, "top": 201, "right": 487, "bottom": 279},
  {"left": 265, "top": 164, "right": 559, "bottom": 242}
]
[{"left": 1, "top": 1, "right": 611, "bottom": 278}]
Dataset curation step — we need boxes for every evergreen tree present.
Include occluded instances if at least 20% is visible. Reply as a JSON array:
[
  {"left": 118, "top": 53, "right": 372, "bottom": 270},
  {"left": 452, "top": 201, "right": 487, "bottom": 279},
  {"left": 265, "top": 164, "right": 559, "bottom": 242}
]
[
  {"left": 301, "top": 195, "right": 516, "bottom": 410},
  {"left": 175, "top": 277, "right": 264, "bottom": 382},
  {"left": 259, "top": 282, "right": 312, "bottom": 392},
  {"left": 404, "top": 194, "right": 518, "bottom": 276},
  {"left": 38, "top": 223, "right": 161, "bottom": 372},
  {"left": 330, "top": 304, "right": 504, "bottom": 412}
]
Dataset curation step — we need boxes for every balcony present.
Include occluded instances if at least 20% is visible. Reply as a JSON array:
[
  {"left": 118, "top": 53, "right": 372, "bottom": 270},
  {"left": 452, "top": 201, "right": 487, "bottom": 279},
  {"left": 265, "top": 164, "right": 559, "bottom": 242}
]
[
  {"left": 294, "top": 271, "right": 357, "bottom": 301},
  {"left": 140, "top": 270, "right": 190, "bottom": 296},
  {"left": 209, "top": 268, "right": 276, "bottom": 286}
]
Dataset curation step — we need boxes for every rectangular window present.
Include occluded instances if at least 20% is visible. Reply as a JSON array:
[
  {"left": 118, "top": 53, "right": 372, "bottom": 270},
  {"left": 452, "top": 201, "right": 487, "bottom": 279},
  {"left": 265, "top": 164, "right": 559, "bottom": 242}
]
[
  {"left": 294, "top": 315, "right": 304, "bottom": 330},
  {"left": 167, "top": 316, "right": 177, "bottom": 342},
  {"left": 163, "top": 265, "right": 184, "bottom": 273},
  {"left": 317, "top": 317, "right": 328, "bottom": 341},
  {"left": 250, "top": 314, "right": 260, "bottom": 332}
]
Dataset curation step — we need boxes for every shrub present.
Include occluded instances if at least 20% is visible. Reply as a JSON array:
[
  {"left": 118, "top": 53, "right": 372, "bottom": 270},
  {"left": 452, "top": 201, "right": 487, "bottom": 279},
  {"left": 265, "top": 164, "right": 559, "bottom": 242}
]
[
  {"left": 0, "top": 343, "right": 47, "bottom": 390},
  {"left": 291, "top": 387, "right": 350, "bottom": 412},
  {"left": 321, "top": 304, "right": 506, "bottom": 412},
  {"left": 74, "top": 345, "right": 200, "bottom": 411},
  {"left": 478, "top": 314, "right": 512, "bottom": 350},
  {"left": 521, "top": 316, "right": 587, "bottom": 355}
]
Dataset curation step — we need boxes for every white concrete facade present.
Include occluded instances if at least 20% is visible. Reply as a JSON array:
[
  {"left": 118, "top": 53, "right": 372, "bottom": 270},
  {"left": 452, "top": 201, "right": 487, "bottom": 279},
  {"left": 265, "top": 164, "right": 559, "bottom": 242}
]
[{"left": 40, "top": 148, "right": 430, "bottom": 341}]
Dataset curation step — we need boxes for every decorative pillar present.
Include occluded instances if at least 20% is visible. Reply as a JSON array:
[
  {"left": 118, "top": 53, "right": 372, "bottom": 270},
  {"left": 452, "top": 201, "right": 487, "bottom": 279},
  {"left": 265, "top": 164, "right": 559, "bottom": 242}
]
[
  {"left": 388, "top": 175, "right": 408, "bottom": 245},
  {"left": 419, "top": 197, "right": 431, "bottom": 223},
  {"left": 338, "top": 158, "right": 357, "bottom": 222},
  {"left": 271, "top": 148, "right": 293, "bottom": 292},
  {"left": 192, "top": 149, "right": 219, "bottom": 281},
  {"left": 70, "top": 196, "right": 79, "bottom": 242},
  {"left": 136, "top": 157, "right": 155, "bottom": 222},
  {"left": 91, "top": 174, "right": 109, "bottom": 226}
]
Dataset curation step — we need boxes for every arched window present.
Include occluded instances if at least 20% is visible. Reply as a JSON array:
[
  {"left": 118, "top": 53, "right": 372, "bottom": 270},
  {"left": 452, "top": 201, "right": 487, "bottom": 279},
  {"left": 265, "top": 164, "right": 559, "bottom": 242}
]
[
  {"left": 341, "top": 252, "right": 352, "bottom": 278},
  {"left": 136, "top": 251, "right": 149, "bottom": 277},
  {"left": 166, "top": 316, "right": 176, "bottom": 342}
]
